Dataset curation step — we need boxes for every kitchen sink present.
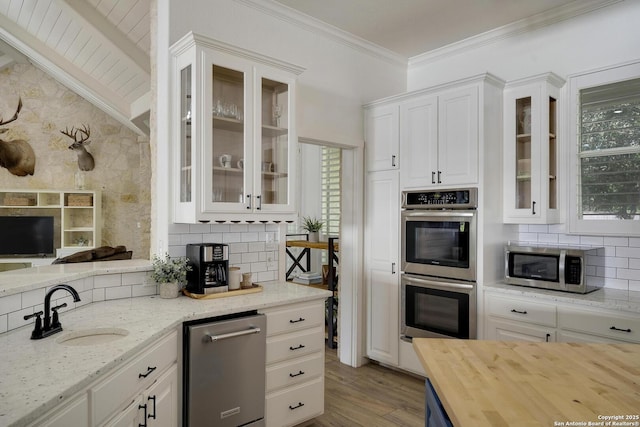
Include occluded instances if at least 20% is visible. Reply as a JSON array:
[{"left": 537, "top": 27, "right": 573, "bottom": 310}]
[{"left": 56, "top": 328, "right": 129, "bottom": 346}]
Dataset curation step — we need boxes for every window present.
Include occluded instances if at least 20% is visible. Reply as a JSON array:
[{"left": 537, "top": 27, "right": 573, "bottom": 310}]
[
  {"left": 321, "top": 146, "right": 341, "bottom": 236},
  {"left": 568, "top": 61, "right": 640, "bottom": 236}
]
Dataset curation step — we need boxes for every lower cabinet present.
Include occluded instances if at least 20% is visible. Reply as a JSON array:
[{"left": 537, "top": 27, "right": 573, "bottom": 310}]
[
  {"left": 104, "top": 364, "right": 178, "bottom": 427},
  {"left": 485, "top": 291, "right": 640, "bottom": 345},
  {"left": 425, "top": 379, "right": 452, "bottom": 427},
  {"left": 261, "top": 300, "right": 326, "bottom": 427},
  {"left": 27, "top": 330, "right": 179, "bottom": 427}
]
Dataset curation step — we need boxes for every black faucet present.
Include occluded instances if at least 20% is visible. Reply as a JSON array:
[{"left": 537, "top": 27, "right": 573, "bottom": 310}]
[{"left": 23, "top": 284, "right": 81, "bottom": 340}]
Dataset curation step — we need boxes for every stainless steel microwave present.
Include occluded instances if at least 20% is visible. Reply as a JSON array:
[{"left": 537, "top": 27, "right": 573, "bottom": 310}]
[{"left": 504, "top": 244, "right": 603, "bottom": 294}]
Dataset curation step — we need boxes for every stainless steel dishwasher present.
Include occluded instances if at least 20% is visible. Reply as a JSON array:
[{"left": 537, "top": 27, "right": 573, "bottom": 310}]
[{"left": 183, "top": 311, "right": 266, "bottom": 426}]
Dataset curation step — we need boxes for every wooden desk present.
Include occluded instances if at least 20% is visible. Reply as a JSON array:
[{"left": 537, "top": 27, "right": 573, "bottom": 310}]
[{"left": 413, "top": 339, "right": 640, "bottom": 427}]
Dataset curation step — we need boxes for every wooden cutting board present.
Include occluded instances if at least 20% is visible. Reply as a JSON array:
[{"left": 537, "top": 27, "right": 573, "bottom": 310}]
[{"left": 413, "top": 339, "right": 640, "bottom": 427}]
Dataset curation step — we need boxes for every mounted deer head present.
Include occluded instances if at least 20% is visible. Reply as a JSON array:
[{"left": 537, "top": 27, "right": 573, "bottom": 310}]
[
  {"left": 0, "top": 97, "right": 36, "bottom": 176},
  {"left": 61, "top": 124, "right": 95, "bottom": 171}
]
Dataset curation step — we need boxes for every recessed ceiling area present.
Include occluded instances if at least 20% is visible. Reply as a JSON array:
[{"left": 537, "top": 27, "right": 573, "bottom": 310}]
[{"left": 273, "top": 0, "right": 594, "bottom": 57}]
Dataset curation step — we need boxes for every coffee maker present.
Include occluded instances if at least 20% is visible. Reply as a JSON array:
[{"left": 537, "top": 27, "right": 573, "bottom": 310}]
[{"left": 186, "top": 243, "right": 229, "bottom": 294}]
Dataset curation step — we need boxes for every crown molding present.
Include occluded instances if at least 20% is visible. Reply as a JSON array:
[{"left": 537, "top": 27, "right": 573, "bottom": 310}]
[
  {"left": 234, "top": 0, "right": 407, "bottom": 68},
  {"left": 409, "top": 0, "right": 623, "bottom": 68}
]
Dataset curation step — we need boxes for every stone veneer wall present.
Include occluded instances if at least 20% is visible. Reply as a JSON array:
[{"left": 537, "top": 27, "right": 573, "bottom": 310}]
[
  {"left": 0, "top": 271, "right": 155, "bottom": 334},
  {"left": 0, "top": 63, "right": 151, "bottom": 258}
]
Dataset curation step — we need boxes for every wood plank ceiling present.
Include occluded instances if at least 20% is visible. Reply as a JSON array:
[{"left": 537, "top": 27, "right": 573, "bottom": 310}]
[{"left": 0, "top": 0, "right": 151, "bottom": 135}]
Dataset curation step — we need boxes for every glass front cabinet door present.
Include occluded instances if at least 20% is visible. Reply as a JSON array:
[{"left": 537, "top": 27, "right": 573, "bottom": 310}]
[
  {"left": 503, "top": 73, "right": 565, "bottom": 224},
  {"left": 171, "top": 33, "right": 303, "bottom": 223}
]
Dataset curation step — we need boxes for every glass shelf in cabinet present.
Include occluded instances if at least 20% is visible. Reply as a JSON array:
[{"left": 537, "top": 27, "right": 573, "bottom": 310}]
[
  {"left": 262, "top": 125, "right": 288, "bottom": 138},
  {"left": 213, "top": 116, "right": 243, "bottom": 132},
  {"left": 262, "top": 171, "right": 288, "bottom": 179},
  {"left": 213, "top": 166, "right": 243, "bottom": 173}
]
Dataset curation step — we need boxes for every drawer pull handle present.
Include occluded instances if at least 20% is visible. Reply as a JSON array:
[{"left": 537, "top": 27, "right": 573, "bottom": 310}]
[
  {"left": 139, "top": 366, "right": 157, "bottom": 378},
  {"left": 289, "top": 317, "right": 305, "bottom": 324},
  {"left": 289, "top": 370, "right": 305, "bottom": 378},
  {"left": 510, "top": 309, "right": 528, "bottom": 315},
  {"left": 138, "top": 404, "right": 148, "bottom": 427},
  {"left": 289, "top": 402, "right": 305, "bottom": 411},
  {"left": 290, "top": 344, "right": 306, "bottom": 351},
  {"left": 148, "top": 395, "right": 157, "bottom": 420},
  {"left": 610, "top": 326, "right": 632, "bottom": 333}
]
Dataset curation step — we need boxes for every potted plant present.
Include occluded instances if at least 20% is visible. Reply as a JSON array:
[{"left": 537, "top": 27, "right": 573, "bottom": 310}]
[
  {"left": 151, "top": 253, "right": 192, "bottom": 298},
  {"left": 301, "top": 216, "right": 324, "bottom": 242}
]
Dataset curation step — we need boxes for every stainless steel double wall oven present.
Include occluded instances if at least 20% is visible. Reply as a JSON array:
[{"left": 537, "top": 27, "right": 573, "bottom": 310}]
[{"left": 401, "top": 188, "right": 478, "bottom": 341}]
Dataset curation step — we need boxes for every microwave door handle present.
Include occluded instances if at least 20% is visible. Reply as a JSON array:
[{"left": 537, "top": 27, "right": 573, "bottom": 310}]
[{"left": 559, "top": 250, "right": 566, "bottom": 287}]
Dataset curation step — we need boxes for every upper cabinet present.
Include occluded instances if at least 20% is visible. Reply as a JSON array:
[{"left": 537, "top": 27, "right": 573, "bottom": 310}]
[
  {"left": 366, "top": 74, "right": 501, "bottom": 188},
  {"left": 400, "top": 85, "right": 479, "bottom": 188},
  {"left": 503, "top": 73, "right": 564, "bottom": 224},
  {"left": 171, "top": 33, "right": 304, "bottom": 223},
  {"left": 365, "top": 104, "right": 399, "bottom": 172}
]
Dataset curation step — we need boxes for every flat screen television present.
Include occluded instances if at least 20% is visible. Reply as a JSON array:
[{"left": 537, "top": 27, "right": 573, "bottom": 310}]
[{"left": 0, "top": 216, "right": 55, "bottom": 257}]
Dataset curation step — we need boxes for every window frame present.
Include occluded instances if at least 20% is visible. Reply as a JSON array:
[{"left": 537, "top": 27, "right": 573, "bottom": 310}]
[{"left": 567, "top": 60, "right": 640, "bottom": 236}]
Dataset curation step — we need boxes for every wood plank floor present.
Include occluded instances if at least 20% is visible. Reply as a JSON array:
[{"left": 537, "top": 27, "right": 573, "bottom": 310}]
[{"left": 305, "top": 349, "right": 426, "bottom": 427}]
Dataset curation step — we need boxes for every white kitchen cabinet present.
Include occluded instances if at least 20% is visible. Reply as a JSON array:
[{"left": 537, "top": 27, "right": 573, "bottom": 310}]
[
  {"left": 503, "top": 73, "right": 564, "bottom": 224},
  {"left": 486, "top": 317, "right": 555, "bottom": 342},
  {"left": 170, "top": 32, "right": 304, "bottom": 223},
  {"left": 485, "top": 290, "right": 640, "bottom": 345},
  {"left": 92, "top": 331, "right": 178, "bottom": 426},
  {"left": 261, "top": 301, "right": 325, "bottom": 427},
  {"left": 365, "top": 170, "right": 400, "bottom": 365},
  {"left": 365, "top": 103, "right": 399, "bottom": 172},
  {"left": 394, "top": 75, "right": 501, "bottom": 189},
  {"left": 558, "top": 305, "right": 640, "bottom": 344},
  {"left": 35, "top": 394, "right": 89, "bottom": 427},
  {"left": 104, "top": 364, "right": 179, "bottom": 427}
]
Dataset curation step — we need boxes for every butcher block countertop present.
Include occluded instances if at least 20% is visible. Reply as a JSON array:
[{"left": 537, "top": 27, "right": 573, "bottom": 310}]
[{"left": 413, "top": 339, "right": 640, "bottom": 427}]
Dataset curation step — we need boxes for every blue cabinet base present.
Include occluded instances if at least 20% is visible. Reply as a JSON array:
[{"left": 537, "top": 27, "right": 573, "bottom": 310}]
[{"left": 425, "top": 379, "right": 453, "bottom": 427}]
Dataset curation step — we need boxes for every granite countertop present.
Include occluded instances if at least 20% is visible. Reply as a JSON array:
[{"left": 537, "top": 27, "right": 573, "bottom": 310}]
[
  {"left": 0, "top": 259, "right": 153, "bottom": 297},
  {"left": 485, "top": 282, "right": 640, "bottom": 313},
  {"left": 0, "top": 281, "right": 331, "bottom": 427}
]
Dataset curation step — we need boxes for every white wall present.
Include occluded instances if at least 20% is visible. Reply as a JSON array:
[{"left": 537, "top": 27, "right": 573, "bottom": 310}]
[
  {"left": 406, "top": 1, "right": 640, "bottom": 292},
  {"left": 407, "top": 1, "right": 640, "bottom": 90},
  {"left": 168, "top": 0, "right": 407, "bottom": 148}
]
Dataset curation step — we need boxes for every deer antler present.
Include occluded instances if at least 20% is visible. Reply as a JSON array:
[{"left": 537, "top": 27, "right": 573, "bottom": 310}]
[
  {"left": 0, "top": 97, "right": 22, "bottom": 127},
  {"left": 60, "top": 124, "right": 91, "bottom": 144}
]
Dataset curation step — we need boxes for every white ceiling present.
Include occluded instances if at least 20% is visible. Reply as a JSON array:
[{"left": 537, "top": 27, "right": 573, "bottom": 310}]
[
  {"left": 0, "top": 0, "right": 615, "bottom": 134},
  {"left": 273, "top": 0, "right": 584, "bottom": 57}
]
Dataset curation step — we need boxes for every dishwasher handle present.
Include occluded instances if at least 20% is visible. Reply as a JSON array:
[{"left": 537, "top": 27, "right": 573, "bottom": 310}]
[{"left": 206, "top": 326, "right": 261, "bottom": 342}]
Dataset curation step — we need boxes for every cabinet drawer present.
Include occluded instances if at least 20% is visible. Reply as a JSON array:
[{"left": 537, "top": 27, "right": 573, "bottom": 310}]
[
  {"left": 558, "top": 306, "right": 640, "bottom": 343},
  {"left": 266, "top": 376, "right": 324, "bottom": 427},
  {"left": 266, "top": 352, "right": 323, "bottom": 392},
  {"left": 487, "top": 296, "right": 556, "bottom": 327},
  {"left": 266, "top": 326, "right": 324, "bottom": 364},
  {"left": 263, "top": 302, "right": 324, "bottom": 336},
  {"left": 91, "top": 331, "right": 178, "bottom": 426}
]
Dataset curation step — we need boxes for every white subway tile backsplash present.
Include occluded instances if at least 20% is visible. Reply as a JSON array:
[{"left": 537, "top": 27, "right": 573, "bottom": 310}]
[
  {"left": 0, "top": 294, "right": 22, "bottom": 316},
  {"left": 181, "top": 233, "right": 204, "bottom": 245},
  {"left": 169, "top": 223, "right": 191, "bottom": 233},
  {"left": 93, "top": 288, "right": 105, "bottom": 302},
  {"left": 229, "top": 254, "right": 242, "bottom": 265},
  {"left": 248, "top": 242, "right": 266, "bottom": 252},
  {"left": 617, "top": 269, "right": 640, "bottom": 281},
  {"left": 106, "top": 286, "right": 132, "bottom": 300},
  {"left": 538, "top": 233, "right": 559, "bottom": 244},
  {"left": 122, "top": 272, "right": 149, "bottom": 286},
  {"left": 517, "top": 228, "right": 640, "bottom": 291},
  {"left": 229, "top": 243, "right": 248, "bottom": 253},
  {"left": 257, "top": 270, "right": 276, "bottom": 282},
  {"left": 242, "top": 252, "right": 260, "bottom": 263},
  {"left": 210, "top": 224, "right": 231, "bottom": 233},
  {"left": 202, "top": 233, "right": 224, "bottom": 242},
  {"left": 251, "top": 262, "right": 268, "bottom": 273},
  {"left": 0, "top": 315, "right": 6, "bottom": 334},
  {"left": 21, "top": 289, "right": 45, "bottom": 308},
  {"left": 604, "top": 237, "right": 629, "bottom": 247},
  {"left": 94, "top": 274, "right": 122, "bottom": 288},
  {"left": 189, "top": 223, "right": 212, "bottom": 233},
  {"left": 241, "top": 232, "right": 259, "bottom": 242},
  {"left": 223, "top": 233, "right": 243, "bottom": 243},
  {"left": 580, "top": 236, "right": 604, "bottom": 246},
  {"left": 133, "top": 284, "right": 157, "bottom": 297},
  {"left": 617, "top": 247, "right": 640, "bottom": 258},
  {"left": 8, "top": 308, "right": 34, "bottom": 331}
]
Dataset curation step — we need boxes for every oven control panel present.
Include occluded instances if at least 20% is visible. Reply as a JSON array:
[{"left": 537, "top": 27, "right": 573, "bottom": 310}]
[{"left": 402, "top": 188, "right": 477, "bottom": 209}]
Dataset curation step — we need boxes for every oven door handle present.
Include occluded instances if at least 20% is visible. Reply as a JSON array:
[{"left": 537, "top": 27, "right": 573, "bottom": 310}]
[
  {"left": 402, "top": 211, "right": 475, "bottom": 218},
  {"left": 403, "top": 275, "right": 475, "bottom": 291}
]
